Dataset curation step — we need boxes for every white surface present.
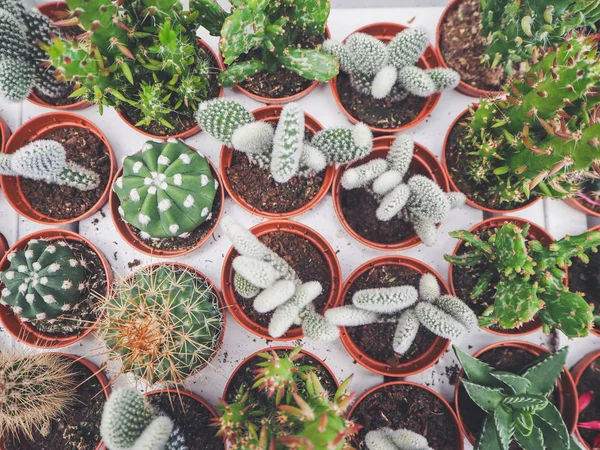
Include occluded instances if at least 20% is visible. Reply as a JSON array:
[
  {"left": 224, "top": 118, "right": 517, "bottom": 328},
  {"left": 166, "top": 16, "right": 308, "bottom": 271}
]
[{"left": 1, "top": 3, "right": 599, "bottom": 450}]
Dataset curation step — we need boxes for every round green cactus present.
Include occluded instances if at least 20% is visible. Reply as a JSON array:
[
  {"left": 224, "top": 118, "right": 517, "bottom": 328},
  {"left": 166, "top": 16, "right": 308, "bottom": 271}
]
[{"left": 113, "top": 140, "right": 218, "bottom": 240}]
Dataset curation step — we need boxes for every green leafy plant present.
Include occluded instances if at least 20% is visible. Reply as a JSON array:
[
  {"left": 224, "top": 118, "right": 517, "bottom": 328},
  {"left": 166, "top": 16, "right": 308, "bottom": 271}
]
[
  {"left": 445, "top": 222, "right": 600, "bottom": 338},
  {"left": 190, "top": 0, "right": 339, "bottom": 87}
]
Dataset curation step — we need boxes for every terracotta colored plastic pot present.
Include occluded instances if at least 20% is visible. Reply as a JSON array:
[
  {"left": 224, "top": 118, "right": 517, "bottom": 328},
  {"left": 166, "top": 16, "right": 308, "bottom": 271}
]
[
  {"left": 571, "top": 350, "right": 600, "bottom": 450},
  {"left": 0, "top": 115, "right": 10, "bottom": 154},
  {"left": 110, "top": 152, "right": 224, "bottom": 258},
  {"left": 116, "top": 39, "right": 224, "bottom": 140},
  {"left": 0, "top": 229, "right": 112, "bottom": 349},
  {"left": 221, "top": 221, "right": 342, "bottom": 341},
  {"left": 332, "top": 135, "right": 448, "bottom": 251},
  {"left": 435, "top": 0, "right": 504, "bottom": 98},
  {"left": 220, "top": 105, "right": 334, "bottom": 219},
  {"left": 566, "top": 197, "right": 600, "bottom": 218},
  {"left": 442, "top": 106, "right": 541, "bottom": 214},
  {"left": 338, "top": 255, "right": 451, "bottom": 377},
  {"left": 455, "top": 341, "right": 578, "bottom": 445},
  {"left": 330, "top": 22, "right": 442, "bottom": 134},
  {"left": 0, "top": 234, "right": 7, "bottom": 260},
  {"left": 448, "top": 216, "right": 557, "bottom": 336},
  {"left": 348, "top": 381, "right": 464, "bottom": 450},
  {"left": 2, "top": 112, "right": 116, "bottom": 225}
]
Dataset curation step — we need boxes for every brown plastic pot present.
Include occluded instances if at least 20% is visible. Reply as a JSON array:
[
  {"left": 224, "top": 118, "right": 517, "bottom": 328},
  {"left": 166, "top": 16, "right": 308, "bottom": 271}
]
[
  {"left": 455, "top": 341, "right": 578, "bottom": 445},
  {"left": 448, "top": 216, "right": 556, "bottom": 336},
  {"left": 2, "top": 112, "right": 116, "bottom": 225},
  {"left": 442, "top": 106, "right": 541, "bottom": 214},
  {"left": 221, "top": 220, "right": 342, "bottom": 341},
  {"left": 565, "top": 197, "right": 600, "bottom": 218},
  {"left": 109, "top": 151, "right": 224, "bottom": 258},
  {"left": 332, "top": 135, "right": 448, "bottom": 251},
  {"left": 0, "top": 229, "right": 112, "bottom": 349},
  {"left": 116, "top": 39, "right": 224, "bottom": 140},
  {"left": 0, "top": 234, "right": 7, "bottom": 260},
  {"left": 220, "top": 105, "right": 334, "bottom": 219},
  {"left": 338, "top": 255, "right": 451, "bottom": 377},
  {"left": 0, "top": 115, "right": 10, "bottom": 155},
  {"left": 348, "top": 381, "right": 464, "bottom": 450},
  {"left": 330, "top": 22, "right": 442, "bottom": 134},
  {"left": 571, "top": 350, "right": 600, "bottom": 450}
]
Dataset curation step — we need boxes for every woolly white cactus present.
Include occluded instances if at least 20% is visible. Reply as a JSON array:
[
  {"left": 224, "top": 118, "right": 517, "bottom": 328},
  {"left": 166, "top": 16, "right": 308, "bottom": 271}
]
[
  {"left": 345, "top": 33, "right": 389, "bottom": 76},
  {"left": 397, "top": 66, "right": 436, "bottom": 97},
  {"left": 271, "top": 103, "right": 305, "bottom": 183},
  {"left": 427, "top": 68, "right": 461, "bottom": 91},
  {"left": 341, "top": 159, "right": 388, "bottom": 190},
  {"left": 366, "top": 427, "right": 433, "bottom": 450},
  {"left": 388, "top": 28, "right": 430, "bottom": 69},
  {"left": 311, "top": 123, "right": 373, "bottom": 164},
  {"left": 352, "top": 286, "right": 418, "bottom": 313}
]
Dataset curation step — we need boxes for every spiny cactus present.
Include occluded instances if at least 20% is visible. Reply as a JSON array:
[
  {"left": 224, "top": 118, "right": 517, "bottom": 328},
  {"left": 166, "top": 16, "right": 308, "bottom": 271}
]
[
  {"left": 366, "top": 427, "right": 432, "bottom": 450},
  {"left": 271, "top": 103, "right": 306, "bottom": 183},
  {"left": 324, "top": 28, "right": 460, "bottom": 101},
  {"left": 341, "top": 135, "right": 465, "bottom": 246},
  {"left": 99, "top": 264, "right": 224, "bottom": 385},
  {"left": 113, "top": 140, "right": 218, "bottom": 240},
  {"left": 0, "top": 140, "right": 100, "bottom": 191},
  {"left": 464, "top": 34, "right": 600, "bottom": 204},
  {"left": 214, "top": 347, "right": 360, "bottom": 449},
  {"left": 445, "top": 222, "right": 600, "bottom": 338},
  {"left": 324, "top": 273, "right": 477, "bottom": 354},
  {"left": 311, "top": 123, "right": 373, "bottom": 164},
  {"left": 101, "top": 388, "right": 186, "bottom": 450},
  {"left": 454, "top": 345, "right": 580, "bottom": 450}
]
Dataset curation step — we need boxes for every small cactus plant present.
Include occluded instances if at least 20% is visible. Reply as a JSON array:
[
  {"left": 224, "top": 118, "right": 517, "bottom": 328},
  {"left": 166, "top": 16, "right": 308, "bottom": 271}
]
[
  {"left": 101, "top": 388, "right": 186, "bottom": 450},
  {"left": 341, "top": 135, "right": 465, "bottom": 246},
  {"left": 366, "top": 427, "right": 432, "bottom": 450},
  {"left": 324, "top": 273, "right": 477, "bottom": 354},
  {"left": 113, "top": 140, "right": 218, "bottom": 240}
]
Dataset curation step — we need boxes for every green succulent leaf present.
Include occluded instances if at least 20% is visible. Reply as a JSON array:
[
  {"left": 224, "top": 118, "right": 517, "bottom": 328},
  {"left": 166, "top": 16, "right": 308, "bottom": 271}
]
[
  {"left": 287, "top": 0, "right": 330, "bottom": 34},
  {"left": 218, "top": 59, "right": 266, "bottom": 87},
  {"left": 521, "top": 347, "right": 567, "bottom": 397},
  {"left": 535, "top": 403, "right": 570, "bottom": 447},
  {"left": 515, "top": 426, "right": 544, "bottom": 450},
  {"left": 277, "top": 48, "right": 339, "bottom": 82},
  {"left": 539, "top": 289, "right": 593, "bottom": 339},
  {"left": 474, "top": 416, "right": 503, "bottom": 450},
  {"left": 190, "top": 0, "right": 228, "bottom": 36},
  {"left": 220, "top": 7, "right": 267, "bottom": 64},
  {"left": 453, "top": 346, "right": 498, "bottom": 386},
  {"left": 494, "top": 406, "right": 514, "bottom": 450},
  {"left": 461, "top": 379, "right": 506, "bottom": 412},
  {"left": 502, "top": 394, "right": 548, "bottom": 411},
  {"left": 491, "top": 372, "right": 531, "bottom": 395}
]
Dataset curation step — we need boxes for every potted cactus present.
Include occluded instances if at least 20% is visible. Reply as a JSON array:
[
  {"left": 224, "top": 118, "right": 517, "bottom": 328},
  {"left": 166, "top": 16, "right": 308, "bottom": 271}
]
[
  {"left": 197, "top": 99, "right": 372, "bottom": 219},
  {"left": 568, "top": 179, "right": 600, "bottom": 217},
  {"left": 46, "top": 0, "right": 223, "bottom": 139},
  {"left": 333, "top": 134, "right": 464, "bottom": 251},
  {"left": 324, "top": 23, "right": 458, "bottom": 133},
  {"left": 571, "top": 350, "right": 600, "bottom": 450},
  {"left": 110, "top": 139, "right": 223, "bottom": 257},
  {"left": 0, "top": 351, "right": 110, "bottom": 450},
  {"left": 0, "top": 229, "right": 112, "bottom": 348},
  {"left": 220, "top": 217, "right": 342, "bottom": 341},
  {"left": 191, "top": 0, "right": 337, "bottom": 103}
]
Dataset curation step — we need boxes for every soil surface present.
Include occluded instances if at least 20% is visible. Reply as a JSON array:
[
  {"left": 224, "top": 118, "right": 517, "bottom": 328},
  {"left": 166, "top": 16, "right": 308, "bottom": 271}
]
[
  {"left": 232, "top": 231, "right": 332, "bottom": 332},
  {"left": 577, "top": 356, "right": 600, "bottom": 448},
  {"left": 4, "top": 359, "right": 106, "bottom": 450},
  {"left": 147, "top": 392, "right": 223, "bottom": 450},
  {"left": 343, "top": 264, "right": 436, "bottom": 367},
  {"left": 20, "top": 127, "right": 111, "bottom": 220},
  {"left": 350, "top": 383, "right": 459, "bottom": 450},
  {"left": 569, "top": 247, "right": 600, "bottom": 334}
]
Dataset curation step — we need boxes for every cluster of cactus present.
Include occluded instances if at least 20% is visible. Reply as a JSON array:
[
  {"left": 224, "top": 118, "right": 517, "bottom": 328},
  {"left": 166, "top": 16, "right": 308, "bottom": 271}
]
[
  {"left": 445, "top": 222, "right": 600, "bottom": 338},
  {"left": 191, "top": 0, "right": 338, "bottom": 87},
  {"left": 480, "top": 0, "right": 600, "bottom": 75},
  {"left": 324, "top": 273, "right": 477, "bottom": 354},
  {"left": 366, "top": 428, "right": 432, "bottom": 450},
  {"left": 99, "top": 264, "right": 224, "bottom": 386},
  {"left": 341, "top": 135, "right": 465, "bottom": 246},
  {"left": 197, "top": 99, "right": 373, "bottom": 182},
  {"left": 0, "top": 139, "right": 100, "bottom": 191},
  {"left": 323, "top": 28, "right": 460, "bottom": 101},
  {"left": 113, "top": 140, "right": 218, "bottom": 240},
  {"left": 464, "top": 33, "right": 600, "bottom": 204},
  {"left": 214, "top": 347, "right": 359, "bottom": 449},
  {"left": 101, "top": 388, "right": 186, "bottom": 450},
  {"left": 46, "top": 0, "right": 215, "bottom": 129},
  {"left": 454, "top": 345, "right": 579, "bottom": 449},
  {"left": 0, "top": 0, "right": 70, "bottom": 101},
  {"left": 0, "top": 351, "right": 76, "bottom": 440}
]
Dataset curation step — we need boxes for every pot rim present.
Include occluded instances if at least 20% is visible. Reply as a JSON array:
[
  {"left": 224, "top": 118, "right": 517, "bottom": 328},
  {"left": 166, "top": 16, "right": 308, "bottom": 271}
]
[{"left": 570, "top": 349, "right": 600, "bottom": 450}]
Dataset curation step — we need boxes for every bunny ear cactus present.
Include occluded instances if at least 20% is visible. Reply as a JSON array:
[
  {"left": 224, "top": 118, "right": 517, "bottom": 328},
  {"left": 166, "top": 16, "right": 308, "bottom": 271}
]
[
  {"left": 311, "top": 123, "right": 373, "bottom": 164},
  {"left": 271, "top": 103, "right": 306, "bottom": 183},
  {"left": 445, "top": 222, "right": 600, "bottom": 338},
  {"left": 366, "top": 427, "right": 433, "bottom": 450}
]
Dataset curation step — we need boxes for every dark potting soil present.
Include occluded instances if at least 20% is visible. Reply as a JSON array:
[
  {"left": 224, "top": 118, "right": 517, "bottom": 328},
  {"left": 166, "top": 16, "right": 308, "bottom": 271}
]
[
  {"left": 147, "top": 393, "right": 223, "bottom": 450},
  {"left": 438, "top": 0, "right": 507, "bottom": 92},
  {"left": 233, "top": 231, "right": 332, "bottom": 332},
  {"left": 350, "top": 383, "right": 459, "bottom": 450},
  {"left": 569, "top": 247, "right": 600, "bottom": 333},
  {"left": 237, "top": 33, "right": 325, "bottom": 99},
  {"left": 4, "top": 359, "right": 106, "bottom": 450},
  {"left": 20, "top": 127, "right": 111, "bottom": 220},
  {"left": 27, "top": 240, "right": 105, "bottom": 337},
  {"left": 336, "top": 73, "right": 428, "bottom": 129},
  {"left": 577, "top": 356, "right": 600, "bottom": 447},
  {"left": 344, "top": 264, "right": 436, "bottom": 367}
]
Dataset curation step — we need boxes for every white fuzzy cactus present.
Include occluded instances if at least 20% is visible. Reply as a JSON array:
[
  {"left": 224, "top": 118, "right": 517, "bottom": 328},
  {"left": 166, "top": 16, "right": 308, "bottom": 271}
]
[
  {"left": 353, "top": 286, "right": 418, "bottom": 313},
  {"left": 271, "top": 103, "right": 305, "bottom": 183},
  {"left": 345, "top": 33, "right": 389, "bottom": 76},
  {"left": 366, "top": 427, "right": 433, "bottom": 450},
  {"left": 341, "top": 158, "right": 388, "bottom": 190},
  {"left": 311, "top": 123, "right": 373, "bottom": 164},
  {"left": 397, "top": 66, "right": 436, "bottom": 97},
  {"left": 427, "top": 68, "right": 461, "bottom": 91}
]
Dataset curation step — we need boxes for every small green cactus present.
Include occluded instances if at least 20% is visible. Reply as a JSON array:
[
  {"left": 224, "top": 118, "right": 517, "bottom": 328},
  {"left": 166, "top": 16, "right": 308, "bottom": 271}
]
[{"left": 366, "top": 427, "right": 432, "bottom": 450}]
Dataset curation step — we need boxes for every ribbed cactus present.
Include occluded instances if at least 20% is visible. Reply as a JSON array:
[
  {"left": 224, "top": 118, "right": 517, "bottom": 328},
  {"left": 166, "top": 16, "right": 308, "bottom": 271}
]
[
  {"left": 101, "top": 388, "right": 186, "bottom": 450},
  {"left": 445, "top": 222, "right": 600, "bottom": 338},
  {"left": 0, "top": 140, "right": 100, "bottom": 191},
  {"left": 113, "top": 140, "right": 218, "bottom": 240},
  {"left": 214, "top": 347, "right": 359, "bottom": 449},
  {"left": 324, "top": 273, "right": 477, "bottom": 354},
  {"left": 0, "top": 239, "right": 85, "bottom": 322},
  {"left": 366, "top": 428, "right": 432, "bottom": 450},
  {"left": 271, "top": 103, "right": 305, "bottom": 183},
  {"left": 464, "top": 34, "right": 600, "bottom": 204},
  {"left": 100, "top": 264, "right": 224, "bottom": 385}
]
